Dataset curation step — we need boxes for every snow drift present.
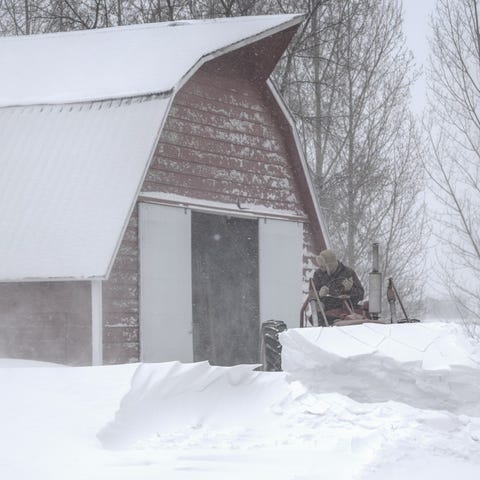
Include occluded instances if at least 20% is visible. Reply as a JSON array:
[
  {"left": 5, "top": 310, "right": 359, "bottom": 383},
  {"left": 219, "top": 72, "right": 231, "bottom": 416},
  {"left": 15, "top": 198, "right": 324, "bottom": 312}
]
[
  {"left": 98, "top": 361, "right": 290, "bottom": 449},
  {"left": 98, "top": 322, "right": 480, "bottom": 451},
  {"left": 280, "top": 322, "right": 480, "bottom": 415}
]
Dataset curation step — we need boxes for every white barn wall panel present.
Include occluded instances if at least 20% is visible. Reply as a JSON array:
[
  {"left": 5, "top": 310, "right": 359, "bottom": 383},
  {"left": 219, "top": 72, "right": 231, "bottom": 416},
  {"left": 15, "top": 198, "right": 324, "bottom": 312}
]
[
  {"left": 139, "top": 203, "right": 193, "bottom": 363},
  {"left": 259, "top": 219, "right": 303, "bottom": 329}
]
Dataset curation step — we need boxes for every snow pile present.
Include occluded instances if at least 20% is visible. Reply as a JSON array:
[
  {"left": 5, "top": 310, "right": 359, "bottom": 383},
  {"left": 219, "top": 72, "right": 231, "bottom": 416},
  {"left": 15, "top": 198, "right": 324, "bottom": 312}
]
[
  {"left": 280, "top": 322, "right": 480, "bottom": 415},
  {"left": 281, "top": 322, "right": 479, "bottom": 370},
  {"left": 98, "top": 360, "right": 289, "bottom": 449}
]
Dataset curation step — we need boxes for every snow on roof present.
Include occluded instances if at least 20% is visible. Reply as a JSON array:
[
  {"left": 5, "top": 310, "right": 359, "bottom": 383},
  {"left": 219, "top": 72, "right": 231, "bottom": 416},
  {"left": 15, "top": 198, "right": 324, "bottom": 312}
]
[
  {"left": 0, "top": 14, "right": 302, "bottom": 108},
  {"left": 0, "top": 96, "right": 170, "bottom": 281}
]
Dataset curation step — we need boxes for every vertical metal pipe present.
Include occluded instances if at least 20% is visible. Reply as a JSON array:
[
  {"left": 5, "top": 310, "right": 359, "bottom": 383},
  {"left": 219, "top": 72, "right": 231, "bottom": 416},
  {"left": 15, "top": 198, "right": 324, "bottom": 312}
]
[
  {"left": 372, "top": 242, "right": 379, "bottom": 272},
  {"left": 368, "top": 243, "right": 382, "bottom": 319}
]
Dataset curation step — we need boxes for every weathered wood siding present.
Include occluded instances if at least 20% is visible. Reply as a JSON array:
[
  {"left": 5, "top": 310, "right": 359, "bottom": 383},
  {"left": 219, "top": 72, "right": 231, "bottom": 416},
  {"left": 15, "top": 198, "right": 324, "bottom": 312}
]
[
  {"left": 0, "top": 282, "right": 91, "bottom": 365},
  {"left": 102, "top": 205, "right": 140, "bottom": 365},
  {"left": 144, "top": 67, "right": 306, "bottom": 215}
]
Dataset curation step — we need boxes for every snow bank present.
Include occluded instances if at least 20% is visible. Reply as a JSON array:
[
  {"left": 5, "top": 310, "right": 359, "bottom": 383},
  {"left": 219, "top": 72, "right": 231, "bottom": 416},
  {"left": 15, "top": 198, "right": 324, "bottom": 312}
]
[
  {"left": 280, "top": 322, "right": 480, "bottom": 415},
  {"left": 98, "top": 361, "right": 290, "bottom": 449}
]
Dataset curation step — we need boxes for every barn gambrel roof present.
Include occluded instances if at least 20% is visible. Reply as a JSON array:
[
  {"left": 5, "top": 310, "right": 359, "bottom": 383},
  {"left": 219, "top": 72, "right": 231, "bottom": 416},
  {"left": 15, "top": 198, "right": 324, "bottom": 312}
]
[
  {"left": 0, "top": 14, "right": 328, "bottom": 282},
  {"left": 0, "top": 15, "right": 303, "bottom": 107}
]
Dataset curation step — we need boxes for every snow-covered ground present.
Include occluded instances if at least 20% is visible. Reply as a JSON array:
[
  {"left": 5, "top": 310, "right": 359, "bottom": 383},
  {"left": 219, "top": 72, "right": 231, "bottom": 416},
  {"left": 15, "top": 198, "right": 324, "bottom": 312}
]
[{"left": 1, "top": 321, "right": 480, "bottom": 479}]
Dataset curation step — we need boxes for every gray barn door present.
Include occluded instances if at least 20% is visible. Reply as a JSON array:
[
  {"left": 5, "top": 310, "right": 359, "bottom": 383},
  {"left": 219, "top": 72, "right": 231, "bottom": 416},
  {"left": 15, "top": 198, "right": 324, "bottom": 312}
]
[{"left": 191, "top": 212, "right": 259, "bottom": 366}]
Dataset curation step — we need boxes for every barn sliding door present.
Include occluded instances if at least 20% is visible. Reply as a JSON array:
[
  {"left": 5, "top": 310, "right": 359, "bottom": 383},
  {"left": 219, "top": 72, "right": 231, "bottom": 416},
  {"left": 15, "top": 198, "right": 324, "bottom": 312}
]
[
  {"left": 139, "top": 203, "right": 193, "bottom": 363},
  {"left": 191, "top": 212, "right": 259, "bottom": 366},
  {"left": 139, "top": 205, "right": 303, "bottom": 364},
  {"left": 259, "top": 218, "right": 303, "bottom": 328}
]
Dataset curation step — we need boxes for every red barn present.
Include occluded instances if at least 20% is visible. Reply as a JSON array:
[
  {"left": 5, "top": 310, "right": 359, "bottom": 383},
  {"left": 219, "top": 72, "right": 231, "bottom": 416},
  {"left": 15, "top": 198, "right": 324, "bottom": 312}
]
[{"left": 0, "top": 15, "right": 328, "bottom": 366}]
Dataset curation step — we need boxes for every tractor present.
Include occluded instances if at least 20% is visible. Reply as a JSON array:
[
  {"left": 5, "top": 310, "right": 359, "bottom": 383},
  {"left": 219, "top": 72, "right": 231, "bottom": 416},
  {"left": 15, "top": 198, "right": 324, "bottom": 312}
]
[{"left": 261, "top": 243, "right": 419, "bottom": 371}]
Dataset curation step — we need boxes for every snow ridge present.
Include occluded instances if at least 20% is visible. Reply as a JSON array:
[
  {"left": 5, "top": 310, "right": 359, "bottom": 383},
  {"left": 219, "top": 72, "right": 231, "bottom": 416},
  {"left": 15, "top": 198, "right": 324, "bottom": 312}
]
[{"left": 98, "top": 361, "right": 289, "bottom": 449}]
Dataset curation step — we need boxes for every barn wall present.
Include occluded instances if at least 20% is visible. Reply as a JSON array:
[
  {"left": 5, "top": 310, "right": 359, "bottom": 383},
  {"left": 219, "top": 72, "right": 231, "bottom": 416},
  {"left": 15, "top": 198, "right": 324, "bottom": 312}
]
[
  {"left": 102, "top": 205, "right": 140, "bottom": 365},
  {"left": 103, "top": 51, "right": 322, "bottom": 363},
  {"left": 0, "top": 282, "right": 91, "bottom": 365}
]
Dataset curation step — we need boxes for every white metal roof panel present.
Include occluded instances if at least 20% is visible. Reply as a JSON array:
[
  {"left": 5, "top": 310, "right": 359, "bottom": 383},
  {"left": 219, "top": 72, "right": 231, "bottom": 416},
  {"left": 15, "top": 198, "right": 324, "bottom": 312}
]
[
  {"left": 0, "top": 14, "right": 302, "bottom": 108},
  {"left": 0, "top": 96, "right": 170, "bottom": 281}
]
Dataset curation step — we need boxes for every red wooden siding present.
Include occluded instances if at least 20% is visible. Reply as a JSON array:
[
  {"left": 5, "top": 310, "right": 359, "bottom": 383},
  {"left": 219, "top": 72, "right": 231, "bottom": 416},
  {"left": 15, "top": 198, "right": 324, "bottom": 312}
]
[
  {"left": 0, "top": 282, "right": 91, "bottom": 365},
  {"left": 143, "top": 67, "right": 306, "bottom": 214},
  {"left": 102, "top": 205, "right": 140, "bottom": 365}
]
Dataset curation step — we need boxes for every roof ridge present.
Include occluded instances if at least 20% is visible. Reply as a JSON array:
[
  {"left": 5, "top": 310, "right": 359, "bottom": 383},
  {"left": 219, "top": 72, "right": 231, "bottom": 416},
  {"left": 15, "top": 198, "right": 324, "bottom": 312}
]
[{"left": 0, "top": 13, "right": 302, "bottom": 43}]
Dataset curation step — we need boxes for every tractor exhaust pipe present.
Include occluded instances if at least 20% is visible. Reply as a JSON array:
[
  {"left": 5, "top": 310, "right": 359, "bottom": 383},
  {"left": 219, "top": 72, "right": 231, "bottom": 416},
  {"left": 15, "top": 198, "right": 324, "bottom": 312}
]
[{"left": 368, "top": 243, "right": 382, "bottom": 320}]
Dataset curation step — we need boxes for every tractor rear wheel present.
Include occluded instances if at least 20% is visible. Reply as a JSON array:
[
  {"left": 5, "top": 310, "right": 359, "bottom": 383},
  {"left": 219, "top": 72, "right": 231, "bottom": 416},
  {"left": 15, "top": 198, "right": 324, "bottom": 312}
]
[{"left": 260, "top": 320, "right": 287, "bottom": 372}]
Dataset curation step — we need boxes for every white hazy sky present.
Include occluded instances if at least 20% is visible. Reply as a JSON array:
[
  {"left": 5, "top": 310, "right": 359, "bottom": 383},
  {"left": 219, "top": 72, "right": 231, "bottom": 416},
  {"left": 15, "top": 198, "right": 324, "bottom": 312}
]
[{"left": 403, "top": 0, "right": 437, "bottom": 115}]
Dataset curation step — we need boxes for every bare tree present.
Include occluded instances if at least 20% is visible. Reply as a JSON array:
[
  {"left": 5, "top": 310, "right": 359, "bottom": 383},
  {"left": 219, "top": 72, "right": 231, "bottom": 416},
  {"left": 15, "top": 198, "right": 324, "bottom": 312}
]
[
  {"left": 272, "top": 0, "right": 425, "bottom": 310},
  {"left": 428, "top": 0, "right": 480, "bottom": 332}
]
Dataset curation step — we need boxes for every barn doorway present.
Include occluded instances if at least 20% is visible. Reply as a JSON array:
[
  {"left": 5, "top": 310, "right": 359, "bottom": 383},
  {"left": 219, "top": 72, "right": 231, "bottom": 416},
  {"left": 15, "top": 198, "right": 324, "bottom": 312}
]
[{"left": 191, "top": 211, "right": 259, "bottom": 366}]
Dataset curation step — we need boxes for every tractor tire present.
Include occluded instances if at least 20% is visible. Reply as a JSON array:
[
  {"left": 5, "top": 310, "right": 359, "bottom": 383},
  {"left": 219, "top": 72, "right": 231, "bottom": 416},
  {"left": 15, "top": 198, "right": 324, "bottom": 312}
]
[{"left": 261, "top": 320, "right": 287, "bottom": 372}]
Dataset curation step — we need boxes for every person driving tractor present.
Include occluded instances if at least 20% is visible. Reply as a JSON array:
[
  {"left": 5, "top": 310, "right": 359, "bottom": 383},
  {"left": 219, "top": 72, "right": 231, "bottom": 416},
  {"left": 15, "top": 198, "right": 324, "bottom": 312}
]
[{"left": 311, "top": 249, "right": 365, "bottom": 324}]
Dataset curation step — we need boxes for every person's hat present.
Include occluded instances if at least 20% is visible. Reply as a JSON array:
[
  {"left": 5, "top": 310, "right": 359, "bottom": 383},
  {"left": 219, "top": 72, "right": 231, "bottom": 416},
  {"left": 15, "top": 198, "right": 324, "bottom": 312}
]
[{"left": 315, "top": 249, "right": 338, "bottom": 275}]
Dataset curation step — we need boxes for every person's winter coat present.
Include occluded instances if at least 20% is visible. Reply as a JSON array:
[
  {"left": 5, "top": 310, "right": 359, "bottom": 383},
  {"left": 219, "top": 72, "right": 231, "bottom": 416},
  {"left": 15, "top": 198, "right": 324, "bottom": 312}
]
[{"left": 312, "top": 261, "right": 364, "bottom": 311}]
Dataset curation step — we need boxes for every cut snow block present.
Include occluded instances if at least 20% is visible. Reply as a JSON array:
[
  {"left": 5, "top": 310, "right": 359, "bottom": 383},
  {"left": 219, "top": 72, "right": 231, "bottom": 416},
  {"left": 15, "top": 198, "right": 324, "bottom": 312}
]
[{"left": 280, "top": 322, "right": 479, "bottom": 372}]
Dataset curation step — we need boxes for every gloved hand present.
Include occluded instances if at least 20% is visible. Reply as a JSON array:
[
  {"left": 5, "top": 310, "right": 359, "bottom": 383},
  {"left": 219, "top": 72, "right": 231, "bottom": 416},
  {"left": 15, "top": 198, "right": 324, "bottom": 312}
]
[
  {"left": 318, "top": 286, "right": 329, "bottom": 297},
  {"left": 342, "top": 277, "right": 353, "bottom": 292}
]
